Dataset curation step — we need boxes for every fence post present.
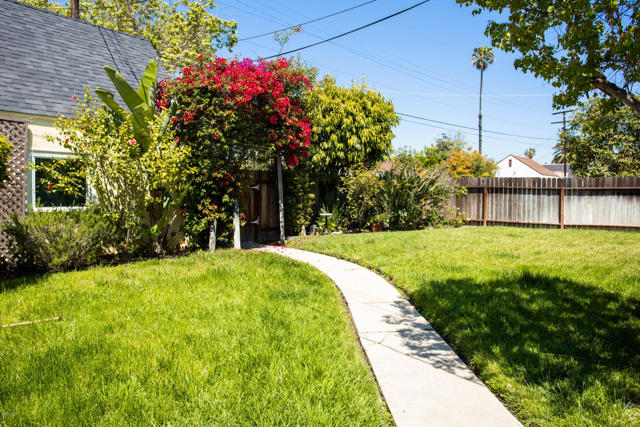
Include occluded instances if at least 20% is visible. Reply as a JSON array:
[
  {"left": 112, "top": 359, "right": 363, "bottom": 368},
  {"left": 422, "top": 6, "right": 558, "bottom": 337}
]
[
  {"left": 482, "top": 185, "right": 488, "bottom": 226},
  {"left": 276, "top": 154, "right": 286, "bottom": 242},
  {"left": 233, "top": 201, "right": 241, "bottom": 249},
  {"left": 559, "top": 187, "right": 565, "bottom": 229}
]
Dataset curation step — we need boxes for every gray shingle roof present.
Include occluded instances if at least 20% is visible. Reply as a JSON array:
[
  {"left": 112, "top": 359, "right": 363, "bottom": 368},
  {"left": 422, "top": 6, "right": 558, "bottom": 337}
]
[{"left": 0, "top": 0, "right": 160, "bottom": 118}]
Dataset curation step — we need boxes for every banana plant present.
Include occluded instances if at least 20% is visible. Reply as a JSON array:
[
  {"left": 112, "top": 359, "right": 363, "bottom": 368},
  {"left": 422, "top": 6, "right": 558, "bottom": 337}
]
[{"left": 95, "top": 59, "right": 175, "bottom": 154}]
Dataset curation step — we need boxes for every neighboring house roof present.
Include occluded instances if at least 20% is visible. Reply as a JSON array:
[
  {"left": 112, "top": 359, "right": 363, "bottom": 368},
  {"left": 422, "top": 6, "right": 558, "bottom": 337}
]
[
  {"left": 510, "top": 155, "right": 557, "bottom": 176},
  {"left": 0, "top": 0, "right": 160, "bottom": 118},
  {"left": 544, "top": 163, "right": 573, "bottom": 177}
]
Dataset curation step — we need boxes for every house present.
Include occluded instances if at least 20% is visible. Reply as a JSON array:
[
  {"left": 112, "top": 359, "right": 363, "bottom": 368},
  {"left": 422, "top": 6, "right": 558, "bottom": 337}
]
[
  {"left": 496, "top": 155, "right": 566, "bottom": 178},
  {"left": 0, "top": 0, "right": 159, "bottom": 214},
  {"left": 543, "top": 163, "right": 574, "bottom": 178}
]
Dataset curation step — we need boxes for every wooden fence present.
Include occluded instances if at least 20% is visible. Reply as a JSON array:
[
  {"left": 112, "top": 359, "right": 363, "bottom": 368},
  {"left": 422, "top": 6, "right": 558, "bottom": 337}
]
[
  {"left": 0, "top": 117, "right": 28, "bottom": 266},
  {"left": 453, "top": 177, "right": 640, "bottom": 230}
]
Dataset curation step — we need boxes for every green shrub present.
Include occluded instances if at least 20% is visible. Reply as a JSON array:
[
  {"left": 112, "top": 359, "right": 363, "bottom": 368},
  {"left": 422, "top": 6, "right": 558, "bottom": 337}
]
[
  {"left": 381, "top": 166, "right": 453, "bottom": 230},
  {"left": 340, "top": 168, "right": 383, "bottom": 230},
  {"left": 284, "top": 163, "right": 315, "bottom": 236},
  {"left": 0, "top": 134, "right": 11, "bottom": 187},
  {"left": 2, "top": 209, "right": 116, "bottom": 272}
]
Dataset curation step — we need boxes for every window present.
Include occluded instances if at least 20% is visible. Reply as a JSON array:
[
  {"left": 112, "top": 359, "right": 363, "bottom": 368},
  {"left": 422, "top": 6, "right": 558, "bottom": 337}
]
[
  {"left": 30, "top": 153, "right": 87, "bottom": 209},
  {"left": 508, "top": 159, "right": 512, "bottom": 167}
]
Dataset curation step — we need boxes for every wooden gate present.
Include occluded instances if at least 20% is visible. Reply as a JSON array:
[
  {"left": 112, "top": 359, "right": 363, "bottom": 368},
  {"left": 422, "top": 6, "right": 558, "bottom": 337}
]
[
  {"left": 0, "top": 117, "right": 28, "bottom": 265},
  {"left": 241, "top": 171, "right": 279, "bottom": 243}
]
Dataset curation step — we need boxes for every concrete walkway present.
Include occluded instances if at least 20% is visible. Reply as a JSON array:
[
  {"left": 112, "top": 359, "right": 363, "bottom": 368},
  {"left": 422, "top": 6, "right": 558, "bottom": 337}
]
[{"left": 256, "top": 245, "right": 521, "bottom": 427}]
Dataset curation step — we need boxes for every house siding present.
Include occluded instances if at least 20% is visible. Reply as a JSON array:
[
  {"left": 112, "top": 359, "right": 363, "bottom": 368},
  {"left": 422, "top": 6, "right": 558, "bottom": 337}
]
[{"left": 497, "top": 155, "right": 547, "bottom": 177}]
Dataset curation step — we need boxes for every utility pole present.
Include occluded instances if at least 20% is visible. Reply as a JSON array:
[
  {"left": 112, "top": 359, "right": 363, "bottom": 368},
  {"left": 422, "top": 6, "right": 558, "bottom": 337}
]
[
  {"left": 551, "top": 109, "right": 574, "bottom": 177},
  {"left": 70, "top": 0, "right": 79, "bottom": 19}
]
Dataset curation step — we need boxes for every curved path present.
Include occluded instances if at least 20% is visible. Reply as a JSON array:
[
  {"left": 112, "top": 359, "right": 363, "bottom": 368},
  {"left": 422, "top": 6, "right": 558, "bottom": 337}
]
[{"left": 257, "top": 245, "right": 521, "bottom": 427}]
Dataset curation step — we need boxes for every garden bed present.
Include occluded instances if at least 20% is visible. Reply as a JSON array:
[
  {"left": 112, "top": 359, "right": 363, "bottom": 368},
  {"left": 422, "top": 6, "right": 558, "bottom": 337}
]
[
  {"left": 289, "top": 227, "right": 640, "bottom": 425},
  {"left": 0, "top": 251, "right": 389, "bottom": 424}
]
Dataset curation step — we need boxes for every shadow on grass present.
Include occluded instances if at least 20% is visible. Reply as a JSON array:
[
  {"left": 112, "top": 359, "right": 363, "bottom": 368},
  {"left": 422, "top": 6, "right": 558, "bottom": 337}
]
[
  {"left": 409, "top": 271, "right": 640, "bottom": 407},
  {"left": 0, "top": 273, "right": 50, "bottom": 292}
]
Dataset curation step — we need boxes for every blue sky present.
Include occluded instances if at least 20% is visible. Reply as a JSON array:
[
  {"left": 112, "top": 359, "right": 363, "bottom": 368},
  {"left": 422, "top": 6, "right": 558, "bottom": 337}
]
[{"left": 215, "top": 0, "right": 562, "bottom": 164}]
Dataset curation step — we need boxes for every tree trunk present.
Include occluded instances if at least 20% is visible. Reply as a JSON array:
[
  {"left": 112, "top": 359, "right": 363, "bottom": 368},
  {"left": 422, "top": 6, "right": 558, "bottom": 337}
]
[
  {"left": 276, "top": 154, "right": 286, "bottom": 242},
  {"left": 233, "top": 201, "right": 241, "bottom": 249},
  {"left": 592, "top": 76, "right": 640, "bottom": 115},
  {"left": 478, "top": 68, "right": 484, "bottom": 155}
]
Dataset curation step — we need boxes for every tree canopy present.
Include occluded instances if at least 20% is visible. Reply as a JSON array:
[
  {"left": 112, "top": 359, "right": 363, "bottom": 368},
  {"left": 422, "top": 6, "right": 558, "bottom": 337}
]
[
  {"left": 397, "top": 133, "right": 466, "bottom": 170},
  {"left": 21, "top": 0, "right": 237, "bottom": 72},
  {"left": 307, "top": 76, "right": 399, "bottom": 183},
  {"left": 457, "top": 0, "right": 640, "bottom": 114},
  {"left": 471, "top": 47, "right": 494, "bottom": 71},
  {"left": 554, "top": 97, "right": 640, "bottom": 176},
  {"left": 442, "top": 148, "right": 497, "bottom": 177}
]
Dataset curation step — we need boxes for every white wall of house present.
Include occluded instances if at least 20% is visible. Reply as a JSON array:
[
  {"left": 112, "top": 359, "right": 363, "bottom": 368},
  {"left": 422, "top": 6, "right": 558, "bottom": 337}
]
[{"left": 496, "top": 155, "right": 547, "bottom": 178}]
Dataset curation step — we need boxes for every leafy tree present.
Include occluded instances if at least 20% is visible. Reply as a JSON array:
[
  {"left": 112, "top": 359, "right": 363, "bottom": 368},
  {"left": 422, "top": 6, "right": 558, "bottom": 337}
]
[
  {"left": 307, "top": 76, "right": 400, "bottom": 184},
  {"left": 471, "top": 47, "right": 494, "bottom": 154},
  {"left": 158, "top": 56, "right": 312, "bottom": 247},
  {"left": 413, "top": 133, "right": 467, "bottom": 169},
  {"left": 442, "top": 148, "right": 497, "bottom": 177},
  {"left": 553, "top": 97, "right": 640, "bottom": 176},
  {"left": 0, "top": 134, "right": 11, "bottom": 188},
  {"left": 457, "top": 0, "right": 640, "bottom": 114},
  {"left": 524, "top": 148, "right": 535, "bottom": 159},
  {"left": 20, "top": 0, "right": 237, "bottom": 72}
]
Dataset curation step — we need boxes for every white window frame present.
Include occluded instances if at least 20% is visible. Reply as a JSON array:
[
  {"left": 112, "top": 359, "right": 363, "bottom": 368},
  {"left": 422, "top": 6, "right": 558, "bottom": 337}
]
[{"left": 27, "top": 150, "right": 91, "bottom": 212}]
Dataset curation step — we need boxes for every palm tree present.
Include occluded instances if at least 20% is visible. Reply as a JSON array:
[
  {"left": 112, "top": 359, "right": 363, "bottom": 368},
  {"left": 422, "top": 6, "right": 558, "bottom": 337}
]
[{"left": 471, "top": 47, "right": 494, "bottom": 155}]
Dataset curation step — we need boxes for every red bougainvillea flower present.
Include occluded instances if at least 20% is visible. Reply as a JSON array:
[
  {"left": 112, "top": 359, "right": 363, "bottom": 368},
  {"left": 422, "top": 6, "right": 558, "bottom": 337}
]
[
  {"left": 46, "top": 182, "right": 53, "bottom": 190},
  {"left": 157, "top": 55, "right": 313, "bottom": 169},
  {"left": 71, "top": 95, "right": 76, "bottom": 100},
  {"left": 129, "top": 139, "right": 136, "bottom": 146}
]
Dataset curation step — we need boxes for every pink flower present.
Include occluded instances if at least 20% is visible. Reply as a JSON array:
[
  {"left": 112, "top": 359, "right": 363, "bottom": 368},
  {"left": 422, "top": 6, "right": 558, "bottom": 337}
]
[
  {"left": 46, "top": 183, "right": 52, "bottom": 190},
  {"left": 71, "top": 95, "right": 76, "bottom": 100},
  {"left": 129, "top": 139, "right": 136, "bottom": 146}
]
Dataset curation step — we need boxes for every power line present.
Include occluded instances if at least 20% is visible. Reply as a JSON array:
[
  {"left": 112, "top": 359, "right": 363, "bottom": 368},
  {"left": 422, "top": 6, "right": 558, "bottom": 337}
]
[
  {"left": 257, "top": 0, "right": 430, "bottom": 60},
  {"left": 97, "top": 26, "right": 122, "bottom": 74},
  {"left": 243, "top": 4, "right": 549, "bottom": 119},
  {"left": 398, "top": 112, "right": 555, "bottom": 141},
  {"left": 401, "top": 119, "right": 551, "bottom": 148},
  {"left": 238, "top": 0, "right": 378, "bottom": 41}
]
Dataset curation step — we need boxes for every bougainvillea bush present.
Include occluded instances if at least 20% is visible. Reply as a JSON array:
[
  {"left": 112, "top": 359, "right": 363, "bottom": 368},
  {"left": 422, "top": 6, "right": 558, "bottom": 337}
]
[{"left": 158, "top": 56, "right": 313, "bottom": 246}]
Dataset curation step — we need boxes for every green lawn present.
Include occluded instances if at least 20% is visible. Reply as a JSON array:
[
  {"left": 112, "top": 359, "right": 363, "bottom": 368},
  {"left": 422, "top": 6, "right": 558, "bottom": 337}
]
[
  {"left": 288, "top": 227, "right": 640, "bottom": 426},
  {"left": 0, "top": 251, "right": 389, "bottom": 425}
]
